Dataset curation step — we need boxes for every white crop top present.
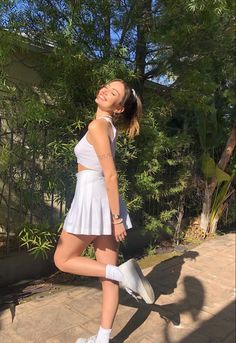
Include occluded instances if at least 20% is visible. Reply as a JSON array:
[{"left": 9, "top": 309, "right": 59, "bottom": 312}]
[{"left": 74, "top": 116, "right": 117, "bottom": 172}]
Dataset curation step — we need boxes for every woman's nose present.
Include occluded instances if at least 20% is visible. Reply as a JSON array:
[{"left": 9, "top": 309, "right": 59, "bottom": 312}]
[{"left": 102, "top": 88, "right": 108, "bottom": 95}]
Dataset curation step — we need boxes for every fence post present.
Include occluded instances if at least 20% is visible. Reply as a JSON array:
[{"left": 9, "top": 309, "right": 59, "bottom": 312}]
[{"left": 6, "top": 129, "right": 14, "bottom": 255}]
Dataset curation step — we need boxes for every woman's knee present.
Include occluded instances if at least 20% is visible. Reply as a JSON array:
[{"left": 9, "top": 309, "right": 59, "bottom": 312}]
[
  {"left": 53, "top": 245, "right": 71, "bottom": 272},
  {"left": 53, "top": 249, "right": 65, "bottom": 271}
]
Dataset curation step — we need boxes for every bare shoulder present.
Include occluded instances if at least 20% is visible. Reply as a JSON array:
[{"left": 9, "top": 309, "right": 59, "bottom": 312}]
[{"left": 88, "top": 118, "right": 109, "bottom": 134}]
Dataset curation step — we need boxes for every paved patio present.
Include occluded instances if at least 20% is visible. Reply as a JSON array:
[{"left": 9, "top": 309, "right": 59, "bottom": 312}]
[{"left": 0, "top": 233, "right": 235, "bottom": 343}]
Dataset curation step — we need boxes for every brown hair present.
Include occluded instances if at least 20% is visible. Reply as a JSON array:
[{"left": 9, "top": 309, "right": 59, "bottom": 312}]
[{"left": 109, "top": 79, "right": 142, "bottom": 139}]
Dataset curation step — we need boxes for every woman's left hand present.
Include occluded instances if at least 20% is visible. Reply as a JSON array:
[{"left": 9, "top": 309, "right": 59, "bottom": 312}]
[{"left": 112, "top": 222, "right": 127, "bottom": 242}]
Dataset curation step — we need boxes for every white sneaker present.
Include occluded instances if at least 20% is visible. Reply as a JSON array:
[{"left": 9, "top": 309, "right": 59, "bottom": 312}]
[
  {"left": 118, "top": 258, "right": 155, "bottom": 304},
  {"left": 76, "top": 336, "right": 97, "bottom": 343}
]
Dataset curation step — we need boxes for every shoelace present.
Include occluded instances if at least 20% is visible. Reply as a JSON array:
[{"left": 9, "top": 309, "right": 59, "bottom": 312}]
[{"left": 125, "top": 287, "right": 141, "bottom": 302}]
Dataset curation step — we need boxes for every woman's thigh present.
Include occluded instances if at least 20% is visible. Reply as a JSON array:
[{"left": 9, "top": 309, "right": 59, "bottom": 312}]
[
  {"left": 94, "top": 235, "right": 119, "bottom": 266},
  {"left": 54, "top": 229, "right": 96, "bottom": 263}
]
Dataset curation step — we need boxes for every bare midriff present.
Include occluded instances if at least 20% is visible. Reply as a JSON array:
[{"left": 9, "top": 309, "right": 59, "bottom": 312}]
[{"left": 77, "top": 163, "right": 94, "bottom": 172}]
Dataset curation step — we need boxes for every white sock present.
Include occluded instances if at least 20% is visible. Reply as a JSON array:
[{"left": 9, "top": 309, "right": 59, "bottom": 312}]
[
  {"left": 95, "top": 326, "right": 112, "bottom": 343},
  {"left": 105, "top": 264, "right": 124, "bottom": 283}
]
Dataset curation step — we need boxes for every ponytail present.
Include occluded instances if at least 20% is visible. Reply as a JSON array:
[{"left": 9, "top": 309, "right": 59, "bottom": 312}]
[{"left": 111, "top": 79, "right": 142, "bottom": 139}]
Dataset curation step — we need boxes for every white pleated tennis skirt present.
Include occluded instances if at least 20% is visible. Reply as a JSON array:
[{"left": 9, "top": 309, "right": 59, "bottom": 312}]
[{"left": 63, "top": 169, "right": 132, "bottom": 235}]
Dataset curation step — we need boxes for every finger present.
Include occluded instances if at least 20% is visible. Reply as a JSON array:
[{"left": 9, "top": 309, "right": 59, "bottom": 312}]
[{"left": 120, "top": 234, "right": 126, "bottom": 241}]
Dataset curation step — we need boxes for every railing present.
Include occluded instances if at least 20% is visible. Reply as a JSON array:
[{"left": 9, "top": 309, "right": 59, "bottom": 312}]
[{"left": 0, "top": 115, "right": 70, "bottom": 256}]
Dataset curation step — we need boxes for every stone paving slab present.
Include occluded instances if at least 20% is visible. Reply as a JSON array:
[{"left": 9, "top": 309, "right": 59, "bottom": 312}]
[{"left": 0, "top": 233, "right": 235, "bottom": 343}]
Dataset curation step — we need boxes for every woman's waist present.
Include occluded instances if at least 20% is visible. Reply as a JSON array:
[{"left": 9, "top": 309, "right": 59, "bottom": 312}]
[
  {"left": 77, "top": 163, "right": 102, "bottom": 173},
  {"left": 76, "top": 164, "right": 104, "bottom": 182}
]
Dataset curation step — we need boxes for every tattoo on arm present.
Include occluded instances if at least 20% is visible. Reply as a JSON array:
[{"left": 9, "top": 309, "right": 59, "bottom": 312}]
[{"left": 98, "top": 152, "right": 112, "bottom": 160}]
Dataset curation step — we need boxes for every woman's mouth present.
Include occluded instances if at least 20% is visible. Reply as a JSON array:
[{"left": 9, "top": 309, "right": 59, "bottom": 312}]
[{"left": 98, "top": 94, "right": 107, "bottom": 101}]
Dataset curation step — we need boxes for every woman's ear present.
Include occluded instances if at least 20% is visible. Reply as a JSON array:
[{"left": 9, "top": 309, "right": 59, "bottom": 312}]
[{"left": 115, "top": 106, "right": 124, "bottom": 114}]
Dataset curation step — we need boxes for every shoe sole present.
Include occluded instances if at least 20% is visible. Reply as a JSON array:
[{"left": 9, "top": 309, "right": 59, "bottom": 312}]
[
  {"left": 76, "top": 337, "right": 96, "bottom": 343},
  {"left": 120, "top": 259, "right": 155, "bottom": 304}
]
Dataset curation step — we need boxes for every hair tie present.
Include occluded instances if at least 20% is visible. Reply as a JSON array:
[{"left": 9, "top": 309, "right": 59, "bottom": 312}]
[{"left": 131, "top": 88, "right": 137, "bottom": 98}]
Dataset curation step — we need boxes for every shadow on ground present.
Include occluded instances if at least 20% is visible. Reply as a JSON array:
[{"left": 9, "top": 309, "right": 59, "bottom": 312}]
[
  {"left": 111, "top": 250, "right": 206, "bottom": 342},
  {"left": 166, "top": 300, "right": 235, "bottom": 343}
]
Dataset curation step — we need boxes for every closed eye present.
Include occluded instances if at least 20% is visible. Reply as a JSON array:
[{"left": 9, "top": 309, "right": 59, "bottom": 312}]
[
  {"left": 105, "top": 84, "right": 119, "bottom": 97},
  {"left": 106, "top": 85, "right": 116, "bottom": 96}
]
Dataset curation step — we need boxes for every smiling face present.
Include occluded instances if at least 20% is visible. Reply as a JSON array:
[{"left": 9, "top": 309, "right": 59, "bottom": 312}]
[{"left": 95, "top": 81, "right": 126, "bottom": 114}]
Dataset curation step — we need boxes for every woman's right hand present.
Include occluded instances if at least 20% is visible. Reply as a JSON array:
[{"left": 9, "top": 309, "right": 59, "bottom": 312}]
[{"left": 112, "top": 222, "right": 127, "bottom": 242}]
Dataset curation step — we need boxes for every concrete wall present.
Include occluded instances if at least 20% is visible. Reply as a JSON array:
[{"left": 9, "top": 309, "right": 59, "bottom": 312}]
[{"left": 0, "top": 250, "right": 56, "bottom": 287}]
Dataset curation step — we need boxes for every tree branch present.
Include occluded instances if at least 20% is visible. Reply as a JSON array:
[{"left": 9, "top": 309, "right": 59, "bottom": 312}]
[
  {"left": 118, "top": 3, "right": 135, "bottom": 46},
  {"left": 218, "top": 125, "right": 236, "bottom": 170}
]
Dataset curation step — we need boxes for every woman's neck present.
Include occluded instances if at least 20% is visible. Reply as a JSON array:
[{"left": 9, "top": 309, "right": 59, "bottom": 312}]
[{"left": 95, "top": 108, "right": 113, "bottom": 119}]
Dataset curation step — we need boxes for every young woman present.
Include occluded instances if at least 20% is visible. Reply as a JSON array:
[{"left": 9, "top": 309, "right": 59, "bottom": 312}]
[{"left": 54, "top": 79, "right": 154, "bottom": 343}]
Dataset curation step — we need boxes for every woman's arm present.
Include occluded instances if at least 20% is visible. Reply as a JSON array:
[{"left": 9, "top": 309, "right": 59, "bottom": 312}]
[
  {"left": 88, "top": 119, "right": 119, "bottom": 215},
  {"left": 87, "top": 119, "right": 126, "bottom": 241}
]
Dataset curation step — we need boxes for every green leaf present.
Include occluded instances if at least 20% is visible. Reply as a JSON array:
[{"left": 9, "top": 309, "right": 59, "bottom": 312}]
[
  {"left": 201, "top": 153, "right": 216, "bottom": 179},
  {"left": 215, "top": 166, "right": 231, "bottom": 182},
  {"left": 210, "top": 181, "right": 231, "bottom": 223}
]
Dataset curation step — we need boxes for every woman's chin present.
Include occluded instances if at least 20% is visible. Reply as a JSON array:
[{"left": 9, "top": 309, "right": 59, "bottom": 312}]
[{"left": 95, "top": 98, "right": 105, "bottom": 107}]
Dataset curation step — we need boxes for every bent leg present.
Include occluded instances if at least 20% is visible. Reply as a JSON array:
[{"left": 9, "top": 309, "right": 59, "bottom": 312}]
[
  {"left": 94, "top": 235, "right": 119, "bottom": 329},
  {"left": 54, "top": 229, "right": 106, "bottom": 277}
]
